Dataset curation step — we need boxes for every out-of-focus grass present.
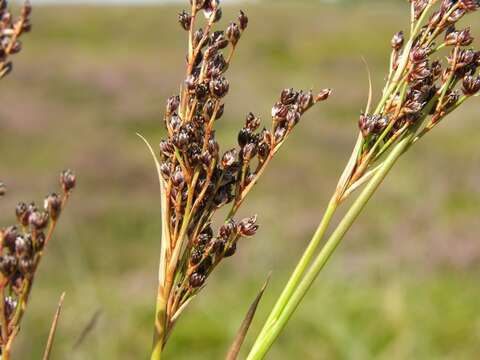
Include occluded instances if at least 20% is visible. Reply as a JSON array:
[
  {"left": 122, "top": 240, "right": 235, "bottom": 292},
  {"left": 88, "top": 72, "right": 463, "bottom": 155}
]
[{"left": 0, "top": 2, "right": 479, "bottom": 359}]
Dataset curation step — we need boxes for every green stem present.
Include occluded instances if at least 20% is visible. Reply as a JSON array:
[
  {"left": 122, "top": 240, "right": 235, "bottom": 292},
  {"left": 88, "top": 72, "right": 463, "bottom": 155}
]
[
  {"left": 251, "top": 196, "right": 339, "bottom": 347},
  {"left": 150, "top": 291, "right": 167, "bottom": 360},
  {"left": 247, "top": 133, "right": 414, "bottom": 360}
]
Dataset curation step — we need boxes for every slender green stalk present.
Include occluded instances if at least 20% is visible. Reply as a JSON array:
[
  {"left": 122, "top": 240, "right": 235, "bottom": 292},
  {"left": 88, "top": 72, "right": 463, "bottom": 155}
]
[
  {"left": 247, "top": 133, "right": 414, "bottom": 360},
  {"left": 252, "top": 196, "right": 338, "bottom": 345},
  {"left": 251, "top": 131, "right": 363, "bottom": 352}
]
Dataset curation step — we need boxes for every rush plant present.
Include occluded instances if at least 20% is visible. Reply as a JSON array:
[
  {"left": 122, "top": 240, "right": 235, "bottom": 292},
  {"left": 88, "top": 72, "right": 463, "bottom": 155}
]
[
  {"left": 247, "top": 0, "right": 480, "bottom": 358},
  {"left": 142, "top": 1, "right": 330, "bottom": 358},
  {"left": 0, "top": 2, "right": 76, "bottom": 358}
]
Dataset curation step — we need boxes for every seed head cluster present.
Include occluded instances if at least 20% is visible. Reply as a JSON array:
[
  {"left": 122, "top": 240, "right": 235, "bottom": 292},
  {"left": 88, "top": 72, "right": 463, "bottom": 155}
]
[
  {"left": 155, "top": 0, "right": 330, "bottom": 338},
  {"left": 0, "top": 0, "right": 31, "bottom": 79},
  {"left": 0, "top": 170, "right": 75, "bottom": 352},
  {"left": 360, "top": 0, "right": 480, "bottom": 140},
  {"left": 343, "top": 0, "right": 480, "bottom": 201}
]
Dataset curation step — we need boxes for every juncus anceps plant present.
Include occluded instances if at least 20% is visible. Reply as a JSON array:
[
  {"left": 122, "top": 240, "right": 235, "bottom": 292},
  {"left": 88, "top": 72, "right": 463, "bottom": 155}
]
[
  {"left": 141, "top": 1, "right": 330, "bottom": 358},
  {"left": 0, "top": 2, "right": 76, "bottom": 358},
  {"left": 0, "top": 171, "right": 75, "bottom": 359},
  {"left": 247, "top": 1, "right": 480, "bottom": 358}
]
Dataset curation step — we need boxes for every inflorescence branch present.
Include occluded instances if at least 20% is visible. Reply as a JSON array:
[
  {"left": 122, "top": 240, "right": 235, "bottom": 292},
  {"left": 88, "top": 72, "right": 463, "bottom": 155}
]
[{"left": 150, "top": 1, "right": 330, "bottom": 357}]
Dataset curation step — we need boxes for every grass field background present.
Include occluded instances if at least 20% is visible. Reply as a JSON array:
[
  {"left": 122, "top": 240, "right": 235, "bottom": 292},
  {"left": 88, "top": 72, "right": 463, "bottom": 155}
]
[{"left": 1, "top": 2, "right": 480, "bottom": 359}]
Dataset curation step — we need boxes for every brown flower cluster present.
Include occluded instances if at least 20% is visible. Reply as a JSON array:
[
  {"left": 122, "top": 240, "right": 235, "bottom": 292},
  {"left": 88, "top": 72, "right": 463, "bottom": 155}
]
[
  {"left": 0, "top": 170, "right": 76, "bottom": 358},
  {"left": 0, "top": 0, "right": 31, "bottom": 79},
  {"left": 153, "top": 0, "right": 330, "bottom": 345},
  {"left": 340, "top": 0, "right": 480, "bottom": 200},
  {"left": 0, "top": 170, "right": 75, "bottom": 357}
]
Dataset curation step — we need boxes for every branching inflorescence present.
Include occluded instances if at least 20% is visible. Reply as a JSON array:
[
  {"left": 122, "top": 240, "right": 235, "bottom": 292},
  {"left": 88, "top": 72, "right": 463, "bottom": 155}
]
[
  {"left": 0, "top": 0, "right": 31, "bottom": 79},
  {"left": 0, "top": 171, "right": 76, "bottom": 359},
  {"left": 338, "top": 0, "right": 480, "bottom": 203},
  {"left": 1, "top": 2, "right": 76, "bottom": 358},
  {"left": 148, "top": 0, "right": 330, "bottom": 357},
  {"left": 247, "top": 1, "right": 480, "bottom": 358}
]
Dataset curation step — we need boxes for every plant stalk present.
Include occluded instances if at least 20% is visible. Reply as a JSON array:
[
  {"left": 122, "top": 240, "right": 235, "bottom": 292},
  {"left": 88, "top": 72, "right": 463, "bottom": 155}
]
[
  {"left": 247, "top": 133, "right": 414, "bottom": 360},
  {"left": 251, "top": 196, "right": 338, "bottom": 346}
]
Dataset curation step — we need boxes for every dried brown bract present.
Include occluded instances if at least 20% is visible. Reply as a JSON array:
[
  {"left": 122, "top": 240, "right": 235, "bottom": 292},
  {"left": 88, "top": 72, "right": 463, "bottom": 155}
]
[{"left": 149, "top": 0, "right": 330, "bottom": 355}]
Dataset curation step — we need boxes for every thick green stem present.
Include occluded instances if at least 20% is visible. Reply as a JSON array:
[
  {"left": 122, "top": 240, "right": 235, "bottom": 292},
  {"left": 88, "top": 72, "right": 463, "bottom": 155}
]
[{"left": 247, "top": 133, "right": 414, "bottom": 360}]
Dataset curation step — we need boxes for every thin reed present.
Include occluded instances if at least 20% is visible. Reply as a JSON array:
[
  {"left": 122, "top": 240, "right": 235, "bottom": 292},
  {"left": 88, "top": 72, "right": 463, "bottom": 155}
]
[
  {"left": 248, "top": 0, "right": 480, "bottom": 358},
  {"left": 144, "top": 1, "right": 330, "bottom": 358}
]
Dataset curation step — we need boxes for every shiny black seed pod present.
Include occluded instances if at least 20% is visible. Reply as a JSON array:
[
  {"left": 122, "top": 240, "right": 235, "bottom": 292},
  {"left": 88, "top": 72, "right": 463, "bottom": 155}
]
[
  {"left": 190, "top": 248, "right": 204, "bottom": 265},
  {"left": 224, "top": 242, "right": 237, "bottom": 257},
  {"left": 189, "top": 272, "right": 205, "bottom": 288},
  {"left": 238, "top": 128, "right": 250, "bottom": 147}
]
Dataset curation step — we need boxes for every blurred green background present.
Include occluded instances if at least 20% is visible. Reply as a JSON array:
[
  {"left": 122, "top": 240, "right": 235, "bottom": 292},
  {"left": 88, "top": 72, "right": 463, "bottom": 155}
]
[{"left": 1, "top": 1, "right": 480, "bottom": 359}]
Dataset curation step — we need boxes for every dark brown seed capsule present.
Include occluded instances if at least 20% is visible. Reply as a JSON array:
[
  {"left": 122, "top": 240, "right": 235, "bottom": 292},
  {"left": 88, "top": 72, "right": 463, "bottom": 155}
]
[
  {"left": 207, "top": 138, "right": 219, "bottom": 157},
  {"left": 238, "top": 10, "right": 248, "bottom": 31},
  {"left": 213, "top": 7, "right": 222, "bottom": 22},
  {"left": 238, "top": 215, "right": 258, "bottom": 237},
  {"left": 196, "top": 85, "right": 208, "bottom": 102},
  {"left": 44, "top": 193, "right": 62, "bottom": 221},
  {"left": 4, "top": 296, "right": 17, "bottom": 321},
  {"left": 221, "top": 149, "right": 237, "bottom": 169},
  {"left": 391, "top": 31, "right": 404, "bottom": 50},
  {"left": 226, "top": 22, "right": 241, "bottom": 45},
  {"left": 60, "top": 169, "right": 76, "bottom": 192},
  {"left": 0, "top": 255, "right": 17, "bottom": 277},
  {"left": 315, "top": 88, "right": 332, "bottom": 102},
  {"left": 166, "top": 95, "right": 180, "bottom": 116},
  {"left": 224, "top": 242, "right": 237, "bottom": 257},
  {"left": 172, "top": 169, "right": 185, "bottom": 189},
  {"left": 173, "top": 129, "right": 189, "bottom": 148},
  {"left": 160, "top": 140, "right": 175, "bottom": 157},
  {"left": 22, "top": 1, "right": 32, "bottom": 17},
  {"left": 190, "top": 248, "right": 203, "bottom": 265},
  {"left": 28, "top": 211, "right": 49, "bottom": 230},
  {"left": 242, "top": 143, "right": 257, "bottom": 162},
  {"left": 238, "top": 128, "right": 251, "bottom": 148},
  {"left": 280, "top": 88, "right": 298, "bottom": 105},
  {"left": 35, "top": 231, "right": 46, "bottom": 251},
  {"left": 160, "top": 163, "right": 171, "bottom": 181},
  {"left": 209, "top": 77, "right": 229, "bottom": 98},
  {"left": 219, "top": 219, "right": 236, "bottom": 239},
  {"left": 18, "top": 257, "right": 34, "bottom": 275},
  {"left": 15, "top": 235, "right": 33, "bottom": 257},
  {"left": 271, "top": 102, "right": 288, "bottom": 121},
  {"left": 258, "top": 142, "right": 271, "bottom": 161},
  {"left": 1, "top": 226, "right": 18, "bottom": 250},
  {"left": 212, "top": 239, "right": 225, "bottom": 255},
  {"left": 462, "top": 75, "right": 480, "bottom": 95},
  {"left": 445, "top": 27, "right": 474, "bottom": 46},
  {"left": 178, "top": 10, "right": 192, "bottom": 31},
  {"left": 189, "top": 272, "right": 205, "bottom": 288},
  {"left": 15, "top": 202, "right": 29, "bottom": 226},
  {"left": 245, "top": 112, "right": 260, "bottom": 131},
  {"left": 286, "top": 109, "right": 301, "bottom": 128},
  {"left": 297, "top": 91, "right": 314, "bottom": 111},
  {"left": 197, "top": 233, "right": 211, "bottom": 246}
]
